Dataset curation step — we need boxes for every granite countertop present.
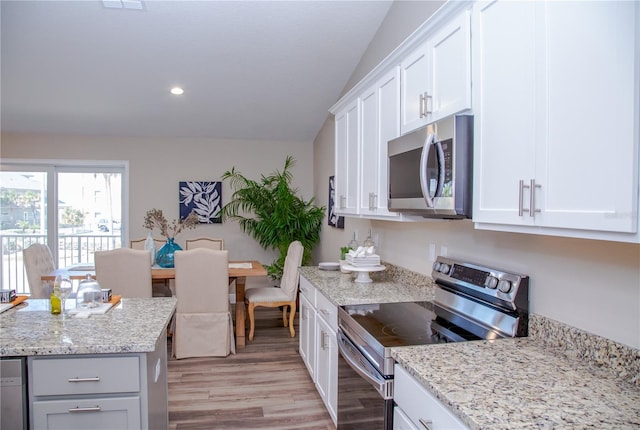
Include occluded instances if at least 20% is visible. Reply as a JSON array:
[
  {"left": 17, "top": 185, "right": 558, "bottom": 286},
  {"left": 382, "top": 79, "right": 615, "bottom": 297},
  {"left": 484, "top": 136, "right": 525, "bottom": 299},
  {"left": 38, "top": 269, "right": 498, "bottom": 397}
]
[
  {"left": 299, "top": 265, "right": 435, "bottom": 305},
  {"left": 392, "top": 339, "right": 640, "bottom": 430},
  {"left": 0, "top": 297, "right": 177, "bottom": 356},
  {"left": 299, "top": 265, "right": 640, "bottom": 430}
]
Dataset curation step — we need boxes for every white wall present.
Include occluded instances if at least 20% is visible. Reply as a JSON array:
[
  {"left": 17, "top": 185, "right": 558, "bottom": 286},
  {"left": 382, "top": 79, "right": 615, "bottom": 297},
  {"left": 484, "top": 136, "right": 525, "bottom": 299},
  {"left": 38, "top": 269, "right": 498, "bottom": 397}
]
[
  {"left": 312, "top": 1, "right": 640, "bottom": 349},
  {"left": 1, "top": 132, "right": 314, "bottom": 281}
]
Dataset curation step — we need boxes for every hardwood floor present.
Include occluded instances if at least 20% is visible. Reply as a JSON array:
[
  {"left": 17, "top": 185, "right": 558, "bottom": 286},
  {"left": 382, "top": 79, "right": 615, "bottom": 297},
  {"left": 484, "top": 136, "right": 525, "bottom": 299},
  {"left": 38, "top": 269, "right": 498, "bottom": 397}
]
[{"left": 167, "top": 308, "right": 336, "bottom": 430}]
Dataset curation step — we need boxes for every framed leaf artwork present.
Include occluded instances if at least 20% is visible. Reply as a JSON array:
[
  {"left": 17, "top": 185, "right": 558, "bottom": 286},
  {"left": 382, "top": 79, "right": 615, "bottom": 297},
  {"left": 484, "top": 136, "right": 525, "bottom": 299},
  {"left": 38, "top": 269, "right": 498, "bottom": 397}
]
[
  {"left": 328, "top": 176, "right": 344, "bottom": 229},
  {"left": 179, "top": 181, "right": 222, "bottom": 224}
]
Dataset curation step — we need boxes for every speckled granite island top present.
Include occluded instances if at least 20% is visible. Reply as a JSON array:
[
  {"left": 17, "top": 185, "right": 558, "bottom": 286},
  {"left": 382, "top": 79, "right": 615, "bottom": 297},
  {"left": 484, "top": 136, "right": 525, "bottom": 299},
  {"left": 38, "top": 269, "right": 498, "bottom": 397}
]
[
  {"left": 392, "top": 339, "right": 640, "bottom": 430},
  {"left": 0, "top": 297, "right": 177, "bottom": 356}
]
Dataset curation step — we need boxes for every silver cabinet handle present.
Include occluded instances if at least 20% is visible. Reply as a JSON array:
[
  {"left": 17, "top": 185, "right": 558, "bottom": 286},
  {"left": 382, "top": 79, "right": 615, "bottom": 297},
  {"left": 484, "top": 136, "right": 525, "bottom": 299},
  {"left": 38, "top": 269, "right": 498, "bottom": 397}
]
[
  {"left": 518, "top": 179, "right": 526, "bottom": 216},
  {"left": 320, "top": 330, "right": 326, "bottom": 350},
  {"left": 319, "top": 308, "right": 330, "bottom": 317},
  {"left": 420, "top": 92, "right": 432, "bottom": 117},
  {"left": 68, "top": 377, "right": 100, "bottom": 383},
  {"left": 68, "top": 406, "right": 101, "bottom": 413},
  {"left": 418, "top": 418, "right": 433, "bottom": 430},
  {"left": 529, "top": 179, "right": 541, "bottom": 217}
]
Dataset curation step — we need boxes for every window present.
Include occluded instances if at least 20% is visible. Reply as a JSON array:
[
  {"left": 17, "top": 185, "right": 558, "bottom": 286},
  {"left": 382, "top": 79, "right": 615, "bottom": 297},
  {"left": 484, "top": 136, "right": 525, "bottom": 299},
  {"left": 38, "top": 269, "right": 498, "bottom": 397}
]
[{"left": 0, "top": 160, "right": 129, "bottom": 294}]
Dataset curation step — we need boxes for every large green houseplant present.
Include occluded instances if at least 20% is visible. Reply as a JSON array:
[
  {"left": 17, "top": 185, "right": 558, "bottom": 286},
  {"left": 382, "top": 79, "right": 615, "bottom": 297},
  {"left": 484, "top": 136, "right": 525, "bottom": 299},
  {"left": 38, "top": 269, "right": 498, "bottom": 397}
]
[{"left": 221, "top": 156, "right": 325, "bottom": 279}]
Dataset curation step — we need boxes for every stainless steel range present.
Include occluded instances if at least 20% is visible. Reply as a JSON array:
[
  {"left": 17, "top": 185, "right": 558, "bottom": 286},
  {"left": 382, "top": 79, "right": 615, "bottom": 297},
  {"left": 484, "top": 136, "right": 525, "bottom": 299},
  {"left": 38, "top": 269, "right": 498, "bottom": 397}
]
[{"left": 336, "top": 256, "right": 529, "bottom": 430}]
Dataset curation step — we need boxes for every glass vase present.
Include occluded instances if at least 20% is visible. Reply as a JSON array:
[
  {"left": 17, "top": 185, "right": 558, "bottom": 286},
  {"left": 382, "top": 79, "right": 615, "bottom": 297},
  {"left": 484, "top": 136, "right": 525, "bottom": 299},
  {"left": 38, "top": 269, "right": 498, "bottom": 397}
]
[{"left": 155, "top": 237, "right": 182, "bottom": 268}]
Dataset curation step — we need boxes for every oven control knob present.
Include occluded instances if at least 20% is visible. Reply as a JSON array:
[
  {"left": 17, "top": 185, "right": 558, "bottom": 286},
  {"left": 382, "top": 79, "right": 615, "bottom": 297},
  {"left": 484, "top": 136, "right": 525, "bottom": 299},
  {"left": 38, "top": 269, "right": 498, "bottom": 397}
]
[
  {"left": 485, "top": 276, "right": 498, "bottom": 289},
  {"left": 432, "top": 262, "right": 441, "bottom": 272},
  {"left": 498, "top": 280, "right": 512, "bottom": 293},
  {"left": 439, "top": 263, "right": 450, "bottom": 274}
]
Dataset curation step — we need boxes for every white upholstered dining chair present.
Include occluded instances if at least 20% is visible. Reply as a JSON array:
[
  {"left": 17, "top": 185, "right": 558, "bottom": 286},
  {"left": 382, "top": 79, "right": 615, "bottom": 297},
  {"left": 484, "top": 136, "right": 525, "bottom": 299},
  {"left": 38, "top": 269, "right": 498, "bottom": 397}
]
[
  {"left": 23, "top": 243, "right": 56, "bottom": 298},
  {"left": 172, "top": 248, "right": 234, "bottom": 358},
  {"left": 245, "top": 241, "right": 303, "bottom": 341},
  {"left": 94, "top": 248, "right": 152, "bottom": 298},
  {"left": 185, "top": 237, "right": 224, "bottom": 250},
  {"left": 130, "top": 237, "right": 172, "bottom": 297}
]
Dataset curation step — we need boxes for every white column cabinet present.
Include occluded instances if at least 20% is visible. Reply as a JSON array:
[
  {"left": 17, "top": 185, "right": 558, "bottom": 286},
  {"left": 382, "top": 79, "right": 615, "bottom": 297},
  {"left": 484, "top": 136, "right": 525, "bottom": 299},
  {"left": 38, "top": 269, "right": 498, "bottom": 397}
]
[
  {"left": 359, "top": 67, "right": 402, "bottom": 219},
  {"left": 473, "top": 0, "right": 640, "bottom": 239},
  {"left": 334, "top": 99, "right": 360, "bottom": 216},
  {"left": 400, "top": 10, "right": 471, "bottom": 134},
  {"left": 298, "top": 276, "right": 337, "bottom": 426}
]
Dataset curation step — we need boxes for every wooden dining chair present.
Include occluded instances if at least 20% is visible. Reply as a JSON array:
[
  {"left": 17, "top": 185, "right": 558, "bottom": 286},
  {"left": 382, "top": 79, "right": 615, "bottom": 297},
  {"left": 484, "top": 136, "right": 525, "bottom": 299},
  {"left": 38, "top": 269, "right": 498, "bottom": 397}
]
[
  {"left": 130, "top": 237, "right": 166, "bottom": 252},
  {"left": 172, "top": 248, "right": 234, "bottom": 358},
  {"left": 185, "top": 237, "right": 224, "bottom": 250},
  {"left": 23, "top": 243, "right": 56, "bottom": 298},
  {"left": 245, "top": 241, "right": 303, "bottom": 341},
  {"left": 94, "top": 248, "right": 152, "bottom": 298}
]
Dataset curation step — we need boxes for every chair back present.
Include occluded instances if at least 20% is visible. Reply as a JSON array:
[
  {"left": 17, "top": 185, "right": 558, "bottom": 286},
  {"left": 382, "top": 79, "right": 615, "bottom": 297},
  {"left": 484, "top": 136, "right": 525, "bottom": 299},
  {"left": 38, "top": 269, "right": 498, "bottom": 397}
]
[
  {"left": 23, "top": 243, "right": 55, "bottom": 298},
  {"left": 280, "top": 241, "right": 303, "bottom": 299},
  {"left": 174, "top": 249, "right": 229, "bottom": 313},
  {"left": 130, "top": 237, "right": 166, "bottom": 251},
  {"left": 185, "top": 237, "right": 224, "bottom": 250},
  {"left": 94, "top": 248, "right": 152, "bottom": 298}
]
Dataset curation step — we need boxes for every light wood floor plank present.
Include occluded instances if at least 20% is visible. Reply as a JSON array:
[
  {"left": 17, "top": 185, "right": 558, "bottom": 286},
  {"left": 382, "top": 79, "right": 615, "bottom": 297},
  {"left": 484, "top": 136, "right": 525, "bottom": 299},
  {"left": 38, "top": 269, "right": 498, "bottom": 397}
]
[{"left": 168, "top": 307, "right": 336, "bottom": 430}]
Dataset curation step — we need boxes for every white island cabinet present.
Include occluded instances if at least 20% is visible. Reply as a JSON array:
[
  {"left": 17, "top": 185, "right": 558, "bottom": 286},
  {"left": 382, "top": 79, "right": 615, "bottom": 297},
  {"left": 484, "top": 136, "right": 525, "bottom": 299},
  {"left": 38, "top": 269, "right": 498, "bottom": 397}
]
[
  {"left": 299, "top": 275, "right": 338, "bottom": 426},
  {"left": 394, "top": 364, "right": 468, "bottom": 430},
  {"left": 472, "top": 0, "right": 640, "bottom": 241},
  {"left": 29, "top": 331, "right": 167, "bottom": 430}
]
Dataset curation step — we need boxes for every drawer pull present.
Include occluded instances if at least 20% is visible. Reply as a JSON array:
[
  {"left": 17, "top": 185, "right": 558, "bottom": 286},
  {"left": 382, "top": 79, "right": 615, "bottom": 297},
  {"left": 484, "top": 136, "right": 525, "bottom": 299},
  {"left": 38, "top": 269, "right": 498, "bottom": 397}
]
[
  {"left": 68, "top": 377, "right": 101, "bottom": 383},
  {"left": 418, "top": 418, "right": 433, "bottom": 430},
  {"left": 68, "top": 406, "right": 101, "bottom": 413}
]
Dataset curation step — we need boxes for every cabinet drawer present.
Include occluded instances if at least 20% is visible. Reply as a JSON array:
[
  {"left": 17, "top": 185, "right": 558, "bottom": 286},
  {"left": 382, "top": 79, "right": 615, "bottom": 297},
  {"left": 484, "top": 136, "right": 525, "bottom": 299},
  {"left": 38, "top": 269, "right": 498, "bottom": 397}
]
[
  {"left": 32, "top": 396, "right": 141, "bottom": 430},
  {"left": 31, "top": 356, "right": 140, "bottom": 396},
  {"left": 315, "top": 291, "right": 337, "bottom": 332},
  {"left": 394, "top": 364, "right": 467, "bottom": 429},
  {"left": 299, "top": 277, "right": 317, "bottom": 308}
]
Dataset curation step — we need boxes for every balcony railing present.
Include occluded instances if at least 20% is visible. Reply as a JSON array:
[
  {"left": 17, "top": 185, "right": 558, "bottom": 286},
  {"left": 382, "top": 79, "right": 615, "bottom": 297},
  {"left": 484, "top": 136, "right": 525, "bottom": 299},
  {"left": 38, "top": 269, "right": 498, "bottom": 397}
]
[{"left": 1, "top": 234, "right": 122, "bottom": 295}]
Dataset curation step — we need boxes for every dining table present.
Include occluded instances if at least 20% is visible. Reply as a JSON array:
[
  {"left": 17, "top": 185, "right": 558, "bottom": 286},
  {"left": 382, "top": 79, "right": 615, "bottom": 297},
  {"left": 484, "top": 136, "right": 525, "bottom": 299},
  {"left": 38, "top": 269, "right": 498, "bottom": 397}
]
[{"left": 42, "top": 260, "right": 268, "bottom": 349}]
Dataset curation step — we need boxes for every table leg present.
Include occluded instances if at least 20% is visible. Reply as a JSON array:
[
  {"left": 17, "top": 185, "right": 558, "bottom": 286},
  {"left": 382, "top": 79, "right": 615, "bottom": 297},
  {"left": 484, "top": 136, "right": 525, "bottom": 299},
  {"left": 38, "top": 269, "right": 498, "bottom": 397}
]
[{"left": 235, "top": 276, "right": 246, "bottom": 349}]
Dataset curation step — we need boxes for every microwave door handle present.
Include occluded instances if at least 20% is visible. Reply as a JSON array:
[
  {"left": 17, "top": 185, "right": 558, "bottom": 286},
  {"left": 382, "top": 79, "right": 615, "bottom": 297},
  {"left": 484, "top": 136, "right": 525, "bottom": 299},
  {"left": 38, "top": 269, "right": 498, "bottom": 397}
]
[
  {"left": 435, "top": 140, "right": 445, "bottom": 198},
  {"left": 419, "top": 133, "right": 436, "bottom": 208}
]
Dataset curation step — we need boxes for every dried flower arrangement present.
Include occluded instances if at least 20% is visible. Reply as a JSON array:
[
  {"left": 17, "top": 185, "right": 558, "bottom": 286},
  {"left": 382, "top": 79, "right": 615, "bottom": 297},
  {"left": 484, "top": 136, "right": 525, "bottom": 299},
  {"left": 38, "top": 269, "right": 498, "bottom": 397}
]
[{"left": 143, "top": 208, "right": 199, "bottom": 239}]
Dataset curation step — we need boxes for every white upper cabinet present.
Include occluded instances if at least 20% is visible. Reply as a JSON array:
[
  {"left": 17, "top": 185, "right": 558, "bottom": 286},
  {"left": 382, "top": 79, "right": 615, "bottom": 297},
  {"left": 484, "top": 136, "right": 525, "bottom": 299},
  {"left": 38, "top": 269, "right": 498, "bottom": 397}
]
[
  {"left": 401, "top": 10, "right": 471, "bottom": 134},
  {"left": 472, "top": 0, "right": 640, "bottom": 241},
  {"left": 359, "top": 67, "right": 402, "bottom": 219},
  {"left": 334, "top": 99, "right": 359, "bottom": 216}
]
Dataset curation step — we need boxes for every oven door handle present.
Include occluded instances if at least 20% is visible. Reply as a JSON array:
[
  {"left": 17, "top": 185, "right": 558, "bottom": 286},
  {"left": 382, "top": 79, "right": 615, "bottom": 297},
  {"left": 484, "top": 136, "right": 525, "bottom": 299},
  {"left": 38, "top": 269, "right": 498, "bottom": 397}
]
[{"left": 337, "top": 331, "right": 393, "bottom": 400}]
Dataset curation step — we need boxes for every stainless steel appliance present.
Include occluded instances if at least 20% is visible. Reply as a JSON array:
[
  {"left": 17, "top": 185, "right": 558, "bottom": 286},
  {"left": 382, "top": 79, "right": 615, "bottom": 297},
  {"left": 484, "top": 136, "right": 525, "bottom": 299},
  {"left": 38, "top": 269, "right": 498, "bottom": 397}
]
[
  {"left": 336, "top": 256, "right": 529, "bottom": 429},
  {"left": 387, "top": 115, "right": 473, "bottom": 218},
  {"left": 1, "top": 357, "right": 28, "bottom": 429}
]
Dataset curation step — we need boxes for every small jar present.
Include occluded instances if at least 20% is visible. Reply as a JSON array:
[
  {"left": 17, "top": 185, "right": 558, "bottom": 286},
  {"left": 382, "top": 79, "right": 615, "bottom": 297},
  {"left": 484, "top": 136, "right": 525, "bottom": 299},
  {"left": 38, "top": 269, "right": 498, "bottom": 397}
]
[{"left": 76, "top": 275, "right": 101, "bottom": 309}]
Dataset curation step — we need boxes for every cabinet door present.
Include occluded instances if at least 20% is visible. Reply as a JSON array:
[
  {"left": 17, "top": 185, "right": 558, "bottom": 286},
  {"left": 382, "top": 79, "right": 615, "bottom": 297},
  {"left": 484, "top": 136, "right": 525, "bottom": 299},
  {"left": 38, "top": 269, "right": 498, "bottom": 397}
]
[
  {"left": 429, "top": 9, "right": 472, "bottom": 122},
  {"left": 334, "top": 99, "right": 359, "bottom": 215},
  {"left": 472, "top": 0, "right": 538, "bottom": 226},
  {"left": 400, "top": 43, "right": 430, "bottom": 134},
  {"left": 32, "top": 396, "right": 141, "bottom": 430},
  {"left": 299, "top": 292, "right": 316, "bottom": 380},
  {"left": 315, "top": 316, "right": 337, "bottom": 424},
  {"left": 360, "top": 83, "right": 379, "bottom": 214},
  {"left": 536, "top": 0, "right": 638, "bottom": 233}
]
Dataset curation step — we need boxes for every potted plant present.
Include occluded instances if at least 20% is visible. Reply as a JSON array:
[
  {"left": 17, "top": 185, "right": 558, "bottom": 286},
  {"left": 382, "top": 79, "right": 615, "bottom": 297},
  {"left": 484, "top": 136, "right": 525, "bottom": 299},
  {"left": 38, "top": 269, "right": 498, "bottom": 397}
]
[{"left": 221, "top": 156, "right": 325, "bottom": 279}]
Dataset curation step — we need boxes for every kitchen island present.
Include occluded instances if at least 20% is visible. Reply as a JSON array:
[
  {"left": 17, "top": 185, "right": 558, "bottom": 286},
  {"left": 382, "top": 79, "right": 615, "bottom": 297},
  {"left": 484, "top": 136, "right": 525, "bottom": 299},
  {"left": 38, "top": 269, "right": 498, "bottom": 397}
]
[
  {"left": 0, "top": 297, "right": 176, "bottom": 430},
  {"left": 299, "top": 266, "right": 640, "bottom": 430}
]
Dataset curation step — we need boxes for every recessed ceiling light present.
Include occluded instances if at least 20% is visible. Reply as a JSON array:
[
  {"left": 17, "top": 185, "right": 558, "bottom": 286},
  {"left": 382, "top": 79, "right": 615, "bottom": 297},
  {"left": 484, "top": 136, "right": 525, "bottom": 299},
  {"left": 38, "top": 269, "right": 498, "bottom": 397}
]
[{"left": 170, "top": 87, "right": 184, "bottom": 96}]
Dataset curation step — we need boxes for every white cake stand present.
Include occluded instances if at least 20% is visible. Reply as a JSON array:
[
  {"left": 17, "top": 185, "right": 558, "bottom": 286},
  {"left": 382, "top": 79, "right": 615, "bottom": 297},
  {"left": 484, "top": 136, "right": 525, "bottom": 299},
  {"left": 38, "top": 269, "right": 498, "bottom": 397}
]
[{"left": 341, "top": 264, "right": 385, "bottom": 283}]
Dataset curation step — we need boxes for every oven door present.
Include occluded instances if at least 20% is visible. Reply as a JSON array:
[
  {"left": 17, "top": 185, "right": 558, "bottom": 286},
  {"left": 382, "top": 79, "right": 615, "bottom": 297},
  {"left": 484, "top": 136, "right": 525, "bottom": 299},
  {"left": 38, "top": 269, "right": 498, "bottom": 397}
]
[{"left": 337, "top": 329, "right": 393, "bottom": 430}]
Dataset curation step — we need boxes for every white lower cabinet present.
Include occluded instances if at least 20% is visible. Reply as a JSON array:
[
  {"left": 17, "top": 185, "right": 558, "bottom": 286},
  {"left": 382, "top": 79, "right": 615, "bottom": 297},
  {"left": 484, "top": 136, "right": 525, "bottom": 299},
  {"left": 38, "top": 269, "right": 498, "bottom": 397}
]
[
  {"left": 28, "top": 330, "right": 168, "bottom": 430},
  {"left": 298, "top": 276, "right": 338, "bottom": 426},
  {"left": 394, "top": 364, "right": 468, "bottom": 430}
]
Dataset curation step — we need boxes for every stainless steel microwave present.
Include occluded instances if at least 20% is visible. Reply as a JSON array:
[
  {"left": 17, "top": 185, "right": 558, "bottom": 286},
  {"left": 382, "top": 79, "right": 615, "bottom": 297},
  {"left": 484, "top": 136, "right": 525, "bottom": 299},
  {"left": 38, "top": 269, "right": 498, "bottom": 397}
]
[{"left": 387, "top": 114, "right": 473, "bottom": 218}]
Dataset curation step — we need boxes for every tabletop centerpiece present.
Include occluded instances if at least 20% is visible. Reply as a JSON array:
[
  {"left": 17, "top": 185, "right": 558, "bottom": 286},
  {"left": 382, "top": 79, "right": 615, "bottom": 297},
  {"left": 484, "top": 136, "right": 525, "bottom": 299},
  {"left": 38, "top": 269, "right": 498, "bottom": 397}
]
[{"left": 143, "top": 208, "right": 198, "bottom": 268}]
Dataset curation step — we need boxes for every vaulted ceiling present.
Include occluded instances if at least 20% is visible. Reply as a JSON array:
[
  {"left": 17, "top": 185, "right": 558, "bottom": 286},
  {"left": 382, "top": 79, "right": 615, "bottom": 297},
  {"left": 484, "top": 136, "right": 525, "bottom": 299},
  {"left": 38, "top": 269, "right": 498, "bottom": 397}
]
[{"left": 1, "top": 0, "right": 392, "bottom": 142}]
